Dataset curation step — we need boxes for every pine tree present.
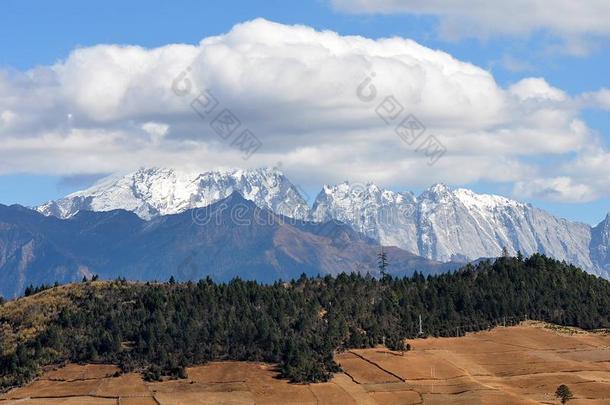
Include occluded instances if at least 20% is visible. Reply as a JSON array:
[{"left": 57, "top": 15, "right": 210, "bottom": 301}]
[
  {"left": 377, "top": 247, "right": 388, "bottom": 277},
  {"left": 4, "top": 254, "right": 610, "bottom": 389},
  {"left": 555, "top": 384, "right": 573, "bottom": 404}
]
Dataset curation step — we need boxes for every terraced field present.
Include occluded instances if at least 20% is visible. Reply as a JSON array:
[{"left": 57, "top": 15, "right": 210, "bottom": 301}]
[{"left": 2, "top": 322, "right": 610, "bottom": 404}]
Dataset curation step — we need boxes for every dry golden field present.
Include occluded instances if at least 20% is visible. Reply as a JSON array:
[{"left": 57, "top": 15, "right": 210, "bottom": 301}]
[{"left": 2, "top": 321, "right": 610, "bottom": 404}]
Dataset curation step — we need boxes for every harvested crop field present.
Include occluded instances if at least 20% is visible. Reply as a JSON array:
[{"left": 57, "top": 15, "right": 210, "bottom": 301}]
[{"left": 1, "top": 321, "right": 610, "bottom": 404}]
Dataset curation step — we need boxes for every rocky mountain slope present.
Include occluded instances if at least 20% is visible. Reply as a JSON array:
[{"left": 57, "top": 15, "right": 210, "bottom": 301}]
[
  {"left": 1, "top": 194, "right": 456, "bottom": 298},
  {"left": 35, "top": 167, "right": 610, "bottom": 279},
  {"left": 591, "top": 214, "right": 610, "bottom": 275},
  {"left": 312, "top": 182, "right": 599, "bottom": 276}
]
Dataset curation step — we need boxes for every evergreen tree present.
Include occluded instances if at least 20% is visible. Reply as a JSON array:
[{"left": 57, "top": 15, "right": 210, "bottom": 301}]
[
  {"left": 555, "top": 384, "right": 573, "bottom": 404},
  {"left": 2, "top": 254, "right": 610, "bottom": 390},
  {"left": 377, "top": 247, "right": 388, "bottom": 277}
]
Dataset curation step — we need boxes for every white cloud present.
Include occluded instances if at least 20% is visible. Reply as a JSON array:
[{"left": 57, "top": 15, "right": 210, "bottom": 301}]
[
  {"left": 0, "top": 18, "right": 608, "bottom": 202},
  {"left": 141, "top": 122, "right": 169, "bottom": 144},
  {"left": 514, "top": 177, "right": 596, "bottom": 203},
  {"left": 509, "top": 78, "right": 567, "bottom": 102},
  {"left": 579, "top": 88, "right": 610, "bottom": 110},
  {"left": 513, "top": 147, "right": 610, "bottom": 203},
  {"left": 330, "top": 0, "right": 610, "bottom": 53},
  {"left": 0, "top": 110, "right": 17, "bottom": 128},
  {"left": 496, "top": 54, "right": 534, "bottom": 73}
]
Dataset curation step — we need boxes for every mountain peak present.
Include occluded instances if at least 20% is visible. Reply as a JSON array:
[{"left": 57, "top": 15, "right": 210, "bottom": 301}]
[
  {"left": 428, "top": 183, "right": 450, "bottom": 193},
  {"left": 420, "top": 183, "right": 453, "bottom": 202},
  {"left": 32, "top": 168, "right": 609, "bottom": 279},
  {"left": 453, "top": 188, "right": 523, "bottom": 210},
  {"left": 312, "top": 179, "right": 600, "bottom": 277},
  {"left": 222, "top": 190, "right": 255, "bottom": 206},
  {"left": 37, "top": 167, "right": 309, "bottom": 221},
  {"left": 596, "top": 213, "right": 610, "bottom": 233}
]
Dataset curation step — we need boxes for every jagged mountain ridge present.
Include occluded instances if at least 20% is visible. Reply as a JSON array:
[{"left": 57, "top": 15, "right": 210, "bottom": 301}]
[
  {"left": 313, "top": 182, "right": 606, "bottom": 278},
  {"left": 36, "top": 167, "right": 310, "bottom": 221},
  {"left": 35, "top": 167, "right": 610, "bottom": 278},
  {"left": 1, "top": 194, "right": 456, "bottom": 298}
]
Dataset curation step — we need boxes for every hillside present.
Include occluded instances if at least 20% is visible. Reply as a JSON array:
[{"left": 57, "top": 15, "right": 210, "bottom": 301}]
[
  {"left": 1, "top": 254, "right": 610, "bottom": 392},
  {"left": 2, "top": 322, "right": 610, "bottom": 404}
]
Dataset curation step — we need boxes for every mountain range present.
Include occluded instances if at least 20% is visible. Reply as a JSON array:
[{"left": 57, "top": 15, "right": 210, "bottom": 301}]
[
  {"left": 34, "top": 167, "right": 610, "bottom": 279},
  {"left": 37, "top": 168, "right": 310, "bottom": 221},
  {"left": 0, "top": 193, "right": 456, "bottom": 298}
]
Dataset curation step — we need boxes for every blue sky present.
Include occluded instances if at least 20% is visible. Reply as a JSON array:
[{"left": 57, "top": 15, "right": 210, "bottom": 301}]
[{"left": 0, "top": 0, "right": 609, "bottom": 224}]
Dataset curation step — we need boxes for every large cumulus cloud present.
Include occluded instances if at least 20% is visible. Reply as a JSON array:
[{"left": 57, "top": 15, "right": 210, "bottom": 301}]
[{"left": 0, "top": 18, "right": 608, "bottom": 202}]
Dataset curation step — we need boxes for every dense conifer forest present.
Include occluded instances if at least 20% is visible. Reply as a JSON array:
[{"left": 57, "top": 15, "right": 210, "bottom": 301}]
[{"left": 2, "top": 254, "right": 610, "bottom": 391}]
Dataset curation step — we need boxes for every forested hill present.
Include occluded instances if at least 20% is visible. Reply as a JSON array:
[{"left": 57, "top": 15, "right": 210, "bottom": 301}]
[{"left": 2, "top": 254, "right": 610, "bottom": 391}]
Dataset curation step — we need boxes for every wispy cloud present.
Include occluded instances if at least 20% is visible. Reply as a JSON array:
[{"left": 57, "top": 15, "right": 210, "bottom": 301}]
[{"left": 330, "top": 0, "right": 610, "bottom": 55}]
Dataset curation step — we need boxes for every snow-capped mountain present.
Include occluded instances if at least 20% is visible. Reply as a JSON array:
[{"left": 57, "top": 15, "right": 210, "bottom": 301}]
[
  {"left": 311, "top": 182, "right": 419, "bottom": 254},
  {"left": 36, "top": 167, "right": 310, "bottom": 220},
  {"left": 312, "top": 182, "right": 605, "bottom": 278},
  {"left": 36, "top": 167, "right": 610, "bottom": 279}
]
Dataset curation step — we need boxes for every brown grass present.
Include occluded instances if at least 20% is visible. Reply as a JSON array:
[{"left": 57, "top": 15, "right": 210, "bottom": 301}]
[
  {"left": 0, "top": 285, "right": 75, "bottom": 355},
  {"left": 0, "top": 281, "right": 137, "bottom": 357},
  {"left": 2, "top": 322, "right": 610, "bottom": 404}
]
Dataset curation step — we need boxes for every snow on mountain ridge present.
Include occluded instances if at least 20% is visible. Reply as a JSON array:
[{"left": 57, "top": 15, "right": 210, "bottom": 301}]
[
  {"left": 312, "top": 182, "right": 419, "bottom": 255},
  {"left": 312, "top": 181, "right": 601, "bottom": 277},
  {"left": 35, "top": 168, "right": 609, "bottom": 278},
  {"left": 453, "top": 188, "right": 524, "bottom": 210},
  {"left": 36, "top": 167, "right": 310, "bottom": 221}
]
